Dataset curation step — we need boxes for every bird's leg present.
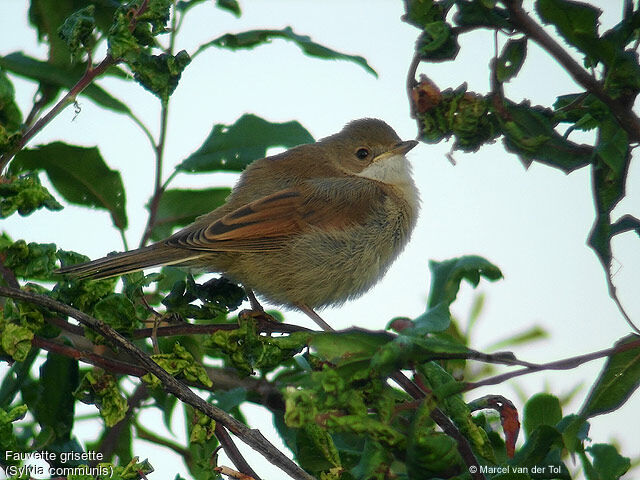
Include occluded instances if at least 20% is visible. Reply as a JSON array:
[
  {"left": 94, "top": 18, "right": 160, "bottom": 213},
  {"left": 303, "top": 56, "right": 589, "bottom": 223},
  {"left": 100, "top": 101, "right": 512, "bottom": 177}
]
[
  {"left": 239, "top": 289, "right": 279, "bottom": 327},
  {"left": 246, "top": 289, "right": 264, "bottom": 312},
  {"left": 296, "top": 303, "right": 334, "bottom": 331}
]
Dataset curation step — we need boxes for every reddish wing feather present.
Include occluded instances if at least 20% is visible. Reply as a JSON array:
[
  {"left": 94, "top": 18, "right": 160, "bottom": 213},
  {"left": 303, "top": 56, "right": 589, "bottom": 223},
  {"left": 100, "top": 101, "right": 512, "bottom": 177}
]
[{"left": 165, "top": 187, "right": 367, "bottom": 253}]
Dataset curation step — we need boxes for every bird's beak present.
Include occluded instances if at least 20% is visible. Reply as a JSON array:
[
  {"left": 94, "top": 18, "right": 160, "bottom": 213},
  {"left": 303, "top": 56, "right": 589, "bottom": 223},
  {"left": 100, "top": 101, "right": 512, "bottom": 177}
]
[
  {"left": 373, "top": 140, "right": 419, "bottom": 163},
  {"left": 392, "top": 140, "right": 419, "bottom": 155}
]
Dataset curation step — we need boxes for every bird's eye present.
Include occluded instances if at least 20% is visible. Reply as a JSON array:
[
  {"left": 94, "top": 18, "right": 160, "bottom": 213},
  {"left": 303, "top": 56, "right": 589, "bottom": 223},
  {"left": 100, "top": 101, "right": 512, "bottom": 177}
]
[{"left": 355, "top": 148, "right": 370, "bottom": 160}]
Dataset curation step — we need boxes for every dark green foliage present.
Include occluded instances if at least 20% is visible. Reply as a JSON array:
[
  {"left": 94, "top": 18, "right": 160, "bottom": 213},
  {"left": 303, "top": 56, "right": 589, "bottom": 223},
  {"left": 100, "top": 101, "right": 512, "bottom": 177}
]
[
  {"left": 0, "top": 1, "right": 637, "bottom": 479},
  {"left": 0, "top": 71, "right": 23, "bottom": 154},
  {"left": 128, "top": 50, "right": 191, "bottom": 103},
  {"left": 58, "top": 6, "right": 96, "bottom": 58},
  {"left": 149, "top": 188, "right": 231, "bottom": 241},
  {"left": 0, "top": 52, "right": 130, "bottom": 113},
  {"left": 10, "top": 143, "right": 128, "bottom": 230},
  {"left": 0, "top": 174, "right": 62, "bottom": 218},
  {"left": 161, "top": 275, "right": 246, "bottom": 320},
  {"left": 199, "top": 26, "right": 377, "bottom": 77},
  {"left": 405, "top": 0, "right": 639, "bottom": 358},
  {"left": 178, "top": 114, "right": 315, "bottom": 173}
]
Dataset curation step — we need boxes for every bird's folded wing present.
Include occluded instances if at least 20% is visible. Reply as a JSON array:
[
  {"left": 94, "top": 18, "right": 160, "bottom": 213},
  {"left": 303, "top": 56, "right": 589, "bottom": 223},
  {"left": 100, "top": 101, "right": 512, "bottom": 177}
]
[{"left": 166, "top": 186, "right": 369, "bottom": 253}]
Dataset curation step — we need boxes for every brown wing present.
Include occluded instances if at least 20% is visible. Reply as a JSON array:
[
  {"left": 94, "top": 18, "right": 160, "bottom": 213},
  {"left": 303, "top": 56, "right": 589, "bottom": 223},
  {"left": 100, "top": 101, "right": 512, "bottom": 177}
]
[{"left": 165, "top": 185, "right": 370, "bottom": 253}]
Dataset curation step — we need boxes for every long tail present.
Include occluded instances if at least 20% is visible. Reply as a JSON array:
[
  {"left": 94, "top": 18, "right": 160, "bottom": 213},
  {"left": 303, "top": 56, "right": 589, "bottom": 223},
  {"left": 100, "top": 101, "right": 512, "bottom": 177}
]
[{"left": 55, "top": 245, "right": 203, "bottom": 280}]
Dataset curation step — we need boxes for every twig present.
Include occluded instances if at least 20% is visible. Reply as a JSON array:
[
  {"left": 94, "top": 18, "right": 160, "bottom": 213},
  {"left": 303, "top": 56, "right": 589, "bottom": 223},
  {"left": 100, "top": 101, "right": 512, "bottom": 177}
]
[
  {"left": 139, "top": 100, "right": 170, "bottom": 247},
  {"left": 0, "top": 259, "right": 20, "bottom": 288},
  {"left": 0, "top": 286, "right": 315, "bottom": 480},
  {"left": 430, "top": 407, "right": 485, "bottom": 480},
  {"left": 464, "top": 336, "right": 640, "bottom": 391},
  {"left": 0, "top": 55, "right": 118, "bottom": 173},
  {"left": 406, "top": 51, "right": 421, "bottom": 120},
  {"left": 214, "top": 465, "right": 256, "bottom": 480},
  {"left": 32, "top": 335, "right": 147, "bottom": 376},
  {"left": 504, "top": 0, "right": 640, "bottom": 142},
  {"left": 135, "top": 419, "right": 191, "bottom": 458},
  {"left": 215, "top": 424, "right": 262, "bottom": 480}
]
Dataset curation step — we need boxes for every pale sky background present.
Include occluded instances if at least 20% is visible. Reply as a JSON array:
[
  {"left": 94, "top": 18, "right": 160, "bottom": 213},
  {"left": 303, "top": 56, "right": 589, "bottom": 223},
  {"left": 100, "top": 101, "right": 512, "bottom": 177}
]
[{"left": 1, "top": 1, "right": 639, "bottom": 479}]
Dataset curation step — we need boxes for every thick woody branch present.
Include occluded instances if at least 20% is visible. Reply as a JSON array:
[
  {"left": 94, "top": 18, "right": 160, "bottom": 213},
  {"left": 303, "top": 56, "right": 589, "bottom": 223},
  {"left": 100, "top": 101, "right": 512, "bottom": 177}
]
[{"left": 0, "top": 286, "right": 314, "bottom": 480}]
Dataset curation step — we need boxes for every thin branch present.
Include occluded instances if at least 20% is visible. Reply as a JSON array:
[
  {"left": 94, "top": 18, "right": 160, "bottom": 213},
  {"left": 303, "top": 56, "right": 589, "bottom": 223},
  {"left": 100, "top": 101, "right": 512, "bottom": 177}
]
[
  {"left": 0, "top": 259, "right": 20, "bottom": 288},
  {"left": 135, "top": 419, "right": 191, "bottom": 458},
  {"left": 464, "top": 336, "right": 640, "bottom": 391},
  {"left": 0, "top": 55, "right": 118, "bottom": 173},
  {"left": 431, "top": 407, "right": 485, "bottom": 479},
  {"left": 215, "top": 465, "right": 256, "bottom": 480},
  {"left": 139, "top": 99, "right": 169, "bottom": 247},
  {"left": 0, "top": 286, "right": 315, "bottom": 480},
  {"left": 406, "top": 51, "right": 421, "bottom": 120},
  {"left": 215, "top": 424, "right": 262, "bottom": 480},
  {"left": 503, "top": 0, "right": 640, "bottom": 142},
  {"left": 32, "top": 335, "right": 147, "bottom": 376},
  {"left": 138, "top": 1, "right": 179, "bottom": 248}
]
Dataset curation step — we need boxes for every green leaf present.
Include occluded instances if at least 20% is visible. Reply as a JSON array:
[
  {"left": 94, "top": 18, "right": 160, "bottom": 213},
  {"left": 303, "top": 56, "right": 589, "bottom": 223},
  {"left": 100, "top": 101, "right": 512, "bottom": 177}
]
[
  {"left": 207, "top": 321, "right": 307, "bottom": 376},
  {"left": 586, "top": 444, "right": 630, "bottom": 480},
  {"left": 128, "top": 50, "right": 192, "bottom": 103},
  {"left": 29, "top": 0, "right": 120, "bottom": 64},
  {"left": 556, "top": 414, "right": 589, "bottom": 453},
  {"left": 143, "top": 343, "right": 213, "bottom": 388},
  {"left": 371, "top": 335, "right": 472, "bottom": 377},
  {"left": 57, "top": 5, "right": 96, "bottom": 58},
  {"left": 595, "top": 116, "right": 628, "bottom": 177},
  {"left": 0, "top": 405, "right": 29, "bottom": 461},
  {"left": 149, "top": 187, "right": 231, "bottom": 241},
  {"left": 10, "top": 142, "right": 128, "bottom": 230},
  {"left": 216, "top": 0, "right": 240, "bottom": 17},
  {"left": 496, "top": 38, "right": 527, "bottom": 83},
  {"left": 510, "top": 424, "right": 564, "bottom": 470},
  {"left": 0, "top": 323, "right": 34, "bottom": 362},
  {"left": 417, "top": 21, "right": 460, "bottom": 61},
  {"left": 34, "top": 353, "right": 79, "bottom": 441},
  {"left": 407, "top": 430, "right": 464, "bottom": 479},
  {"left": 211, "top": 387, "right": 247, "bottom": 413},
  {"left": 310, "top": 329, "right": 393, "bottom": 365},
  {"left": 93, "top": 293, "right": 139, "bottom": 334},
  {"left": 0, "top": 52, "right": 130, "bottom": 113},
  {"left": 75, "top": 370, "right": 128, "bottom": 427},
  {"left": 184, "top": 406, "right": 220, "bottom": 480},
  {"left": 197, "top": 26, "right": 377, "bottom": 77},
  {"left": 454, "top": 1, "right": 512, "bottom": 30},
  {"left": 350, "top": 440, "right": 392, "bottom": 480},
  {"left": 177, "top": 114, "right": 314, "bottom": 173},
  {"left": 587, "top": 116, "right": 629, "bottom": 283},
  {"left": 0, "top": 240, "right": 58, "bottom": 280},
  {"left": 0, "top": 173, "right": 63, "bottom": 218},
  {"left": 499, "top": 101, "right": 594, "bottom": 172},
  {"left": 603, "top": 50, "right": 640, "bottom": 99},
  {"left": 419, "top": 363, "right": 495, "bottom": 462},
  {"left": 427, "top": 255, "right": 503, "bottom": 309},
  {"left": 403, "top": 0, "right": 448, "bottom": 29},
  {"left": 523, "top": 394, "right": 562, "bottom": 439},
  {"left": 161, "top": 276, "right": 245, "bottom": 320},
  {"left": 580, "top": 335, "right": 640, "bottom": 418},
  {"left": 535, "top": 0, "right": 606, "bottom": 66},
  {"left": 0, "top": 70, "right": 22, "bottom": 154},
  {"left": 296, "top": 423, "right": 341, "bottom": 473}
]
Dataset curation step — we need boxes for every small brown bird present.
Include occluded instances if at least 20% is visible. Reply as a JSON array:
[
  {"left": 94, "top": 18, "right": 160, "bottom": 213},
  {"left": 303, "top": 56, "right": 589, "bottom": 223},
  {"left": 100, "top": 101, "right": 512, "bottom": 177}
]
[{"left": 57, "top": 118, "right": 419, "bottom": 330}]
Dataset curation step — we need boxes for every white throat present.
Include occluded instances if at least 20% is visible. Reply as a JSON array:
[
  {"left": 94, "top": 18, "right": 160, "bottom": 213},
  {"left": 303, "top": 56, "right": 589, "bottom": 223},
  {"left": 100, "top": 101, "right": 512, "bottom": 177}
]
[{"left": 356, "top": 154, "right": 419, "bottom": 211}]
